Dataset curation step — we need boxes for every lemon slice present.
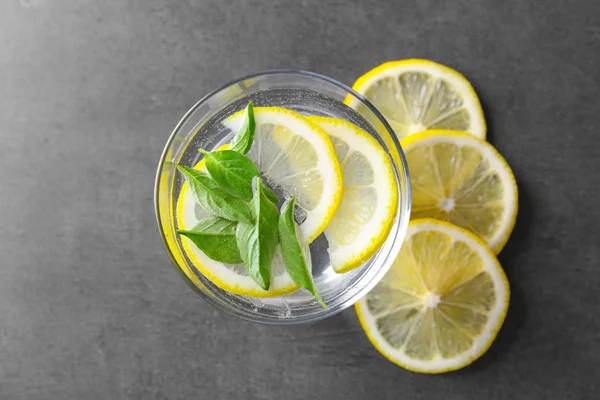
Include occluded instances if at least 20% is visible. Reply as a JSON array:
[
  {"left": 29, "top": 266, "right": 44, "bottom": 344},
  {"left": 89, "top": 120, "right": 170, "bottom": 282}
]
[
  {"left": 307, "top": 117, "right": 397, "bottom": 273},
  {"left": 356, "top": 219, "right": 510, "bottom": 373},
  {"left": 223, "top": 107, "right": 343, "bottom": 242},
  {"left": 351, "top": 59, "right": 486, "bottom": 139},
  {"left": 176, "top": 148, "right": 299, "bottom": 297},
  {"left": 403, "top": 130, "right": 518, "bottom": 254}
]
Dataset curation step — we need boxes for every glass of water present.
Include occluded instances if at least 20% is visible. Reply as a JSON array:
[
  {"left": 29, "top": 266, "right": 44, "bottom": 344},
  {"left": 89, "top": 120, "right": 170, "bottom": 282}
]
[{"left": 154, "top": 70, "right": 411, "bottom": 324}]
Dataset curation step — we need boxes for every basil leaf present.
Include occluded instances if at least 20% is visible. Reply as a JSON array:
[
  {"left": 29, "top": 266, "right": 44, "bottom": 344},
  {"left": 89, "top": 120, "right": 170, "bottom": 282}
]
[
  {"left": 202, "top": 149, "right": 256, "bottom": 200},
  {"left": 200, "top": 149, "right": 279, "bottom": 204},
  {"left": 177, "top": 165, "right": 252, "bottom": 223},
  {"left": 230, "top": 101, "right": 255, "bottom": 154},
  {"left": 177, "top": 216, "right": 243, "bottom": 264},
  {"left": 236, "top": 178, "right": 279, "bottom": 290},
  {"left": 263, "top": 186, "right": 280, "bottom": 205},
  {"left": 279, "top": 197, "right": 326, "bottom": 308}
]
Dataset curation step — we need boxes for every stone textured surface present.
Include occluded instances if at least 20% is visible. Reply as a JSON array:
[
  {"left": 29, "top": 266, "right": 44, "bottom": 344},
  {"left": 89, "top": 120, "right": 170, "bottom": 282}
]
[{"left": 1, "top": 0, "right": 599, "bottom": 399}]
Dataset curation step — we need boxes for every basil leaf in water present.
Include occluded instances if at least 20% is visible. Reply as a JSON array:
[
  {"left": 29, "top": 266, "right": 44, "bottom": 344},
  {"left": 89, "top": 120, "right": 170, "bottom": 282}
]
[
  {"left": 177, "top": 216, "right": 243, "bottom": 264},
  {"left": 200, "top": 149, "right": 279, "bottom": 204},
  {"left": 230, "top": 101, "right": 256, "bottom": 155},
  {"left": 279, "top": 197, "right": 326, "bottom": 308},
  {"left": 177, "top": 165, "right": 252, "bottom": 223},
  {"left": 236, "top": 178, "right": 280, "bottom": 290}
]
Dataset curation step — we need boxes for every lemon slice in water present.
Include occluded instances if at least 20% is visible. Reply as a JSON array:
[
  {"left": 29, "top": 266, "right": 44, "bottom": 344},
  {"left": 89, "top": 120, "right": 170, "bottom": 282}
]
[
  {"left": 223, "top": 107, "right": 343, "bottom": 242},
  {"left": 308, "top": 117, "right": 397, "bottom": 273}
]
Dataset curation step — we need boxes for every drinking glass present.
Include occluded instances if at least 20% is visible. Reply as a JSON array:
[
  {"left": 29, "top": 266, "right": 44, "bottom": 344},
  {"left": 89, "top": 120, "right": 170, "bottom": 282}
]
[{"left": 155, "top": 70, "right": 411, "bottom": 324}]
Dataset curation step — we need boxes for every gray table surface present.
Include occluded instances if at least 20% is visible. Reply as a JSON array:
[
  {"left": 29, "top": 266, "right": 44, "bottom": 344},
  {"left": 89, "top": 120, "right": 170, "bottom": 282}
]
[{"left": 1, "top": 0, "right": 599, "bottom": 399}]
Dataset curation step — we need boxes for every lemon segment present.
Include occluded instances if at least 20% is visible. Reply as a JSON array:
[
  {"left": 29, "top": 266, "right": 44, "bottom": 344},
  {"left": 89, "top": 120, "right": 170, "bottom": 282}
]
[
  {"left": 223, "top": 107, "right": 343, "bottom": 242},
  {"left": 402, "top": 130, "right": 517, "bottom": 253},
  {"left": 356, "top": 219, "right": 510, "bottom": 373},
  {"left": 176, "top": 147, "right": 299, "bottom": 298},
  {"left": 351, "top": 59, "right": 486, "bottom": 139},
  {"left": 307, "top": 117, "right": 397, "bottom": 273}
]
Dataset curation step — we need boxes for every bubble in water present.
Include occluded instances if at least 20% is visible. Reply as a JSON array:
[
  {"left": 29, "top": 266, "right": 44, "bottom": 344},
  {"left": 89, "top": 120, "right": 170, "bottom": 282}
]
[
  {"left": 279, "top": 297, "right": 292, "bottom": 319},
  {"left": 294, "top": 206, "right": 307, "bottom": 224},
  {"left": 245, "top": 296, "right": 264, "bottom": 310}
]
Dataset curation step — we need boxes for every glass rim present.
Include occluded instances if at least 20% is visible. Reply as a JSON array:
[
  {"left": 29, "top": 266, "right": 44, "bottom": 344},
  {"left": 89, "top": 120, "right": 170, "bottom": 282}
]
[{"left": 154, "top": 69, "right": 412, "bottom": 324}]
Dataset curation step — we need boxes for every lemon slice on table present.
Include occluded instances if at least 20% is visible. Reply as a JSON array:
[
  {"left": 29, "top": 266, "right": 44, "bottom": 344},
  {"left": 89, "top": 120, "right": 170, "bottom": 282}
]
[
  {"left": 356, "top": 219, "right": 510, "bottom": 373},
  {"left": 351, "top": 59, "right": 486, "bottom": 139},
  {"left": 223, "top": 107, "right": 343, "bottom": 242},
  {"left": 402, "top": 130, "right": 518, "bottom": 253},
  {"left": 176, "top": 147, "right": 299, "bottom": 298},
  {"left": 307, "top": 117, "right": 397, "bottom": 273}
]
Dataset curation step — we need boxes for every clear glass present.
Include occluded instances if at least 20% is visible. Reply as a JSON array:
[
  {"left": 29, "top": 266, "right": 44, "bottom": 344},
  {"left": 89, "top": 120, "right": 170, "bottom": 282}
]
[{"left": 154, "top": 70, "right": 411, "bottom": 324}]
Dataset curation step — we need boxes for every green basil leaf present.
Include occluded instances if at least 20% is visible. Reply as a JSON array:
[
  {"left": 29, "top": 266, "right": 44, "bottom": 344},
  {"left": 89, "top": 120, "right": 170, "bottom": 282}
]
[
  {"left": 230, "top": 101, "right": 255, "bottom": 154},
  {"left": 263, "top": 185, "right": 280, "bottom": 205},
  {"left": 177, "top": 216, "right": 243, "bottom": 264},
  {"left": 177, "top": 165, "right": 252, "bottom": 223},
  {"left": 202, "top": 149, "right": 257, "bottom": 201},
  {"left": 236, "top": 178, "right": 279, "bottom": 290},
  {"left": 279, "top": 197, "right": 326, "bottom": 308},
  {"left": 201, "top": 149, "right": 280, "bottom": 204}
]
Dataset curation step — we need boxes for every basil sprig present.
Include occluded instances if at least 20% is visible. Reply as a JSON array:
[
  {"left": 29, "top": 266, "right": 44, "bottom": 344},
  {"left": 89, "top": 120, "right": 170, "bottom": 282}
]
[{"left": 175, "top": 102, "right": 323, "bottom": 301}]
